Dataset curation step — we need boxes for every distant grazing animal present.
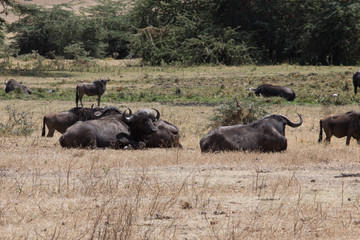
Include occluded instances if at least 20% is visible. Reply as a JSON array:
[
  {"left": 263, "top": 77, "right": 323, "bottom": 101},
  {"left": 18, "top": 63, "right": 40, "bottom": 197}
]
[
  {"left": 42, "top": 106, "right": 122, "bottom": 137},
  {"left": 142, "top": 111, "right": 182, "bottom": 148},
  {"left": 353, "top": 70, "right": 360, "bottom": 94},
  {"left": 4, "top": 79, "right": 32, "bottom": 94},
  {"left": 200, "top": 114, "right": 303, "bottom": 153},
  {"left": 59, "top": 108, "right": 159, "bottom": 149},
  {"left": 318, "top": 111, "right": 360, "bottom": 145},
  {"left": 252, "top": 84, "right": 295, "bottom": 101},
  {"left": 76, "top": 78, "right": 110, "bottom": 107}
]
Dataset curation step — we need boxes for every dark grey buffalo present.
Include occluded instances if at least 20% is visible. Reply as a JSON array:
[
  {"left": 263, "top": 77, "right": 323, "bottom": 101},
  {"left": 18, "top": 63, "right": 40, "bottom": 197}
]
[
  {"left": 353, "top": 71, "right": 360, "bottom": 94},
  {"left": 142, "top": 116, "right": 182, "bottom": 148},
  {"left": 318, "top": 111, "right": 360, "bottom": 145},
  {"left": 4, "top": 79, "right": 32, "bottom": 94},
  {"left": 59, "top": 108, "right": 159, "bottom": 149},
  {"left": 252, "top": 84, "right": 295, "bottom": 101},
  {"left": 76, "top": 78, "right": 110, "bottom": 107},
  {"left": 200, "top": 114, "right": 303, "bottom": 153},
  {"left": 42, "top": 106, "right": 122, "bottom": 137}
]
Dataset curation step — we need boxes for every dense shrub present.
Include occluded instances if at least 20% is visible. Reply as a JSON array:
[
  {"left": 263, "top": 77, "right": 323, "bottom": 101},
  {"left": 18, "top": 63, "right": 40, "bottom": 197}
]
[
  {"left": 0, "top": 105, "right": 34, "bottom": 136},
  {"left": 208, "top": 97, "right": 268, "bottom": 129}
]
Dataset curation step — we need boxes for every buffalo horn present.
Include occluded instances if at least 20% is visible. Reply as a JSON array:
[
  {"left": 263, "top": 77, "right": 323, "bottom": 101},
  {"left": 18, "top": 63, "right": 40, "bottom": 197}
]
[
  {"left": 152, "top": 108, "right": 160, "bottom": 121},
  {"left": 123, "top": 108, "right": 134, "bottom": 122},
  {"left": 4, "top": 79, "right": 7, "bottom": 85},
  {"left": 281, "top": 113, "right": 303, "bottom": 127}
]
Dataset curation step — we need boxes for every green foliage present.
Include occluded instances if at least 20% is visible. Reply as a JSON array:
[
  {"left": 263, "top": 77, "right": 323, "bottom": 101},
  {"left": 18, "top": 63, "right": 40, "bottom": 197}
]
[
  {"left": 4, "top": 0, "right": 360, "bottom": 65},
  {"left": 130, "top": 0, "right": 255, "bottom": 65},
  {"left": 214, "top": 0, "right": 360, "bottom": 65},
  {"left": 7, "top": 4, "right": 107, "bottom": 58},
  {"left": 208, "top": 97, "right": 268, "bottom": 129},
  {"left": 0, "top": 105, "right": 34, "bottom": 136},
  {"left": 82, "top": 0, "right": 133, "bottom": 59}
]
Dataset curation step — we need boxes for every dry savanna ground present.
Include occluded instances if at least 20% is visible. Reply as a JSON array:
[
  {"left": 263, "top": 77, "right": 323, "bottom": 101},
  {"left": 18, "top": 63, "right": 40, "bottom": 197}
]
[{"left": 1, "top": 62, "right": 360, "bottom": 239}]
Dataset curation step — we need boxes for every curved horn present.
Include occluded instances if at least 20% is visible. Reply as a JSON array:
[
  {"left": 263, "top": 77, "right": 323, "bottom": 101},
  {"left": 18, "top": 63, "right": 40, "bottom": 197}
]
[
  {"left": 4, "top": 79, "right": 7, "bottom": 85},
  {"left": 152, "top": 108, "right": 160, "bottom": 121},
  {"left": 123, "top": 108, "right": 134, "bottom": 122},
  {"left": 281, "top": 114, "right": 303, "bottom": 128}
]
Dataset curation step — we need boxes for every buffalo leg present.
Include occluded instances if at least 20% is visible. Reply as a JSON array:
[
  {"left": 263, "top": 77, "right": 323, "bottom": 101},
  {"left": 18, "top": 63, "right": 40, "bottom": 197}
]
[
  {"left": 47, "top": 128, "right": 55, "bottom": 137},
  {"left": 346, "top": 136, "right": 351, "bottom": 145},
  {"left": 79, "top": 96, "right": 83, "bottom": 108},
  {"left": 97, "top": 94, "right": 101, "bottom": 107},
  {"left": 324, "top": 130, "right": 332, "bottom": 144},
  {"left": 116, "top": 133, "right": 140, "bottom": 149}
]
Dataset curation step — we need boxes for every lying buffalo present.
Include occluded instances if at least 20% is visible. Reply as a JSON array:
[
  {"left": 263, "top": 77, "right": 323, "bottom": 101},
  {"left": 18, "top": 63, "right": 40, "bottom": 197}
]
[
  {"left": 200, "top": 114, "right": 303, "bottom": 152},
  {"left": 251, "top": 84, "right": 295, "bottom": 101},
  {"left": 42, "top": 106, "right": 122, "bottom": 137},
  {"left": 4, "top": 79, "right": 32, "bottom": 94},
  {"left": 353, "top": 71, "right": 360, "bottom": 94},
  {"left": 76, "top": 78, "right": 110, "bottom": 107},
  {"left": 142, "top": 116, "right": 182, "bottom": 148},
  {"left": 59, "top": 108, "right": 159, "bottom": 149},
  {"left": 318, "top": 111, "right": 360, "bottom": 145}
]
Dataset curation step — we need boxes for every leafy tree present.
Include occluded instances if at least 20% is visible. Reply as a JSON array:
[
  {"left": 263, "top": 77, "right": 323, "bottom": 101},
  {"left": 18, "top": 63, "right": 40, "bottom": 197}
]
[
  {"left": 0, "top": 0, "right": 15, "bottom": 47},
  {"left": 8, "top": 3, "right": 106, "bottom": 58},
  {"left": 82, "top": 0, "right": 133, "bottom": 59},
  {"left": 130, "top": 0, "right": 255, "bottom": 65},
  {"left": 214, "top": 0, "right": 360, "bottom": 65}
]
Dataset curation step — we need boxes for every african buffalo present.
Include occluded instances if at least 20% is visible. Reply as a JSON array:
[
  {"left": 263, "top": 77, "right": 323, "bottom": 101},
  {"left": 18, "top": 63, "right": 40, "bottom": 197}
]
[
  {"left": 42, "top": 106, "right": 122, "bottom": 137},
  {"left": 4, "top": 79, "right": 32, "bottom": 94},
  {"left": 142, "top": 116, "right": 182, "bottom": 148},
  {"left": 76, "top": 78, "right": 110, "bottom": 107},
  {"left": 318, "top": 111, "right": 360, "bottom": 145},
  {"left": 59, "top": 108, "right": 159, "bottom": 149},
  {"left": 200, "top": 114, "right": 303, "bottom": 153},
  {"left": 252, "top": 84, "right": 295, "bottom": 101},
  {"left": 353, "top": 71, "right": 360, "bottom": 94}
]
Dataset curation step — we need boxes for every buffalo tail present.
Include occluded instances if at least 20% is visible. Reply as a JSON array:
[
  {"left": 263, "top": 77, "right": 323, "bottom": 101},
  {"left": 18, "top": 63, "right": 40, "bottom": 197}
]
[
  {"left": 318, "top": 120, "right": 323, "bottom": 143},
  {"left": 42, "top": 116, "right": 46, "bottom": 137}
]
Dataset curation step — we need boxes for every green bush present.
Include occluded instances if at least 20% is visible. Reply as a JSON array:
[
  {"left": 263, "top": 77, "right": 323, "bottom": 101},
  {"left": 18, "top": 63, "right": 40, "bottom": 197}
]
[
  {"left": 208, "top": 97, "right": 268, "bottom": 129},
  {"left": 0, "top": 105, "right": 34, "bottom": 136}
]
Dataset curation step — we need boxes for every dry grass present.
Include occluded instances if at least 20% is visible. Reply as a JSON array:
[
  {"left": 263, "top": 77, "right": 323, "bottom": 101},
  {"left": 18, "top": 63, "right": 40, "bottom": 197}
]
[{"left": 1, "top": 98, "right": 360, "bottom": 239}]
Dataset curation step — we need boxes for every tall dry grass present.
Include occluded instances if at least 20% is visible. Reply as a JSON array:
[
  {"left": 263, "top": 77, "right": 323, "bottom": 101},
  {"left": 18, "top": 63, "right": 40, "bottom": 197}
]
[{"left": 1, "top": 99, "right": 360, "bottom": 239}]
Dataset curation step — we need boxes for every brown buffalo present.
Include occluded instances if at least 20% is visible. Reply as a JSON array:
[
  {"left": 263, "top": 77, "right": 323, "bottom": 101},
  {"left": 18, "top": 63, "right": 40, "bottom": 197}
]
[
  {"left": 59, "top": 108, "right": 159, "bottom": 149},
  {"left": 318, "top": 111, "right": 360, "bottom": 145},
  {"left": 252, "top": 84, "right": 295, "bottom": 101},
  {"left": 353, "top": 70, "right": 360, "bottom": 94},
  {"left": 42, "top": 106, "right": 122, "bottom": 137},
  {"left": 4, "top": 79, "right": 32, "bottom": 94},
  {"left": 76, "top": 78, "right": 110, "bottom": 107},
  {"left": 200, "top": 114, "right": 302, "bottom": 152}
]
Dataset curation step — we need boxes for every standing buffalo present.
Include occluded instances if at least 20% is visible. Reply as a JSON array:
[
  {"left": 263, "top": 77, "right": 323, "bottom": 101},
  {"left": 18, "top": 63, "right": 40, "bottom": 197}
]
[
  {"left": 42, "top": 106, "right": 122, "bottom": 137},
  {"left": 252, "top": 84, "right": 295, "bottom": 101},
  {"left": 200, "top": 114, "right": 303, "bottom": 153},
  {"left": 76, "top": 78, "right": 110, "bottom": 107},
  {"left": 318, "top": 111, "right": 360, "bottom": 145},
  {"left": 353, "top": 70, "right": 360, "bottom": 94},
  {"left": 4, "top": 79, "right": 32, "bottom": 94},
  {"left": 142, "top": 116, "right": 182, "bottom": 148},
  {"left": 59, "top": 108, "right": 159, "bottom": 149}
]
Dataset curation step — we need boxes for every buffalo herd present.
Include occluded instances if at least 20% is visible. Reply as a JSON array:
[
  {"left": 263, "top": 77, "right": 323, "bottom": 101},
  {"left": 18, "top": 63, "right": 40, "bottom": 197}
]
[{"left": 4, "top": 70, "right": 360, "bottom": 152}]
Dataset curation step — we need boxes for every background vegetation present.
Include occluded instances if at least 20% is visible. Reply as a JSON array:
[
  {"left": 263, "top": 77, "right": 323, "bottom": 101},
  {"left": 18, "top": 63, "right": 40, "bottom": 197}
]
[{"left": 1, "top": 0, "right": 360, "bottom": 65}]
